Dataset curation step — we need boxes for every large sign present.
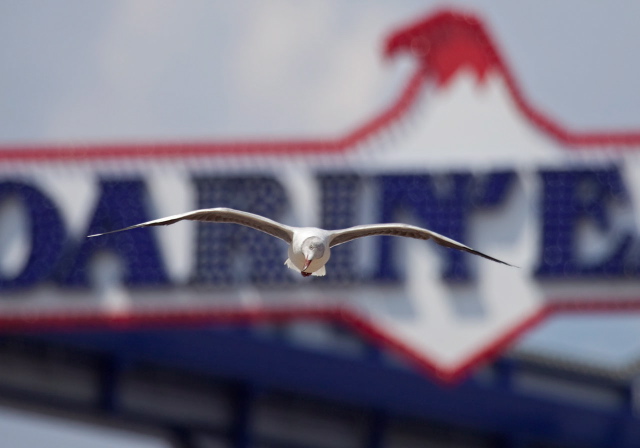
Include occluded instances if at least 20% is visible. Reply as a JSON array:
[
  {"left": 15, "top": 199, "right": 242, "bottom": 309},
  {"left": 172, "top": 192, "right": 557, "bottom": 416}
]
[{"left": 1, "top": 10, "right": 639, "bottom": 381}]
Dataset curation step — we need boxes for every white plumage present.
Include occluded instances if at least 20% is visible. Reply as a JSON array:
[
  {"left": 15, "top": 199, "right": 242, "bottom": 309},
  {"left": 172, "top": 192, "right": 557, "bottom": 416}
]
[{"left": 89, "top": 207, "right": 514, "bottom": 277}]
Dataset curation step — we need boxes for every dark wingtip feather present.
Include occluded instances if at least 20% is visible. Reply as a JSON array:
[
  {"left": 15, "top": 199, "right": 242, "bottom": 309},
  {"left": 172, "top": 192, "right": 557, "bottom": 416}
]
[
  {"left": 87, "top": 225, "right": 141, "bottom": 238},
  {"left": 468, "top": 248, "right": 518, "bottom": 268}
]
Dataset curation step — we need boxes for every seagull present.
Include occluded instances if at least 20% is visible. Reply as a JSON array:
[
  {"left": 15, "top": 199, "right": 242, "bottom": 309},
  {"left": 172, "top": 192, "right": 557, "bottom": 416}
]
[{"left": 88, "top": 207, "right": 515, "bottom": 277}]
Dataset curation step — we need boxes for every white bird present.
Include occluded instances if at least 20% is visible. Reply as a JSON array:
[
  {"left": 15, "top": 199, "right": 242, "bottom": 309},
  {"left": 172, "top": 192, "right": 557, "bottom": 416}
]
[{"left": 88, "top": 207, "right": 515, "bottom": 277}]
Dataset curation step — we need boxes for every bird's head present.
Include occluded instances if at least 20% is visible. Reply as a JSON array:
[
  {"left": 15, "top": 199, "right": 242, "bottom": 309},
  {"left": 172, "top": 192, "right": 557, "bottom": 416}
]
[{"left": 301, "top": 237, "right": 326, "bottom": 272}]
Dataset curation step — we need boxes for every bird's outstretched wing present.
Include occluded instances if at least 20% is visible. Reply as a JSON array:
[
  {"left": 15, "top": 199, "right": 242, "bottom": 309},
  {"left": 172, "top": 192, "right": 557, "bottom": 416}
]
[
  {"left": 88, "top": 207, "right": 294, "bottom": 244},
  {"left": 328, "top": 223, "right": 515, "bottom": 267}
]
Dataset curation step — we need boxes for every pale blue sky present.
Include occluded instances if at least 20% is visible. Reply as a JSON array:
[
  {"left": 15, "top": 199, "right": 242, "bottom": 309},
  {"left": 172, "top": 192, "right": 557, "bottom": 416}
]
[{"left": 1, "top": 1, "right": 639, "bottom": 143}]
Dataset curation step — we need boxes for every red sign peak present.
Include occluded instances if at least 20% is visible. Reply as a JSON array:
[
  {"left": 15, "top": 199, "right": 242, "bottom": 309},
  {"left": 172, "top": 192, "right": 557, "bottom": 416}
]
[{"left": 385, "top": 10, "right": 498, "bottom": 87}]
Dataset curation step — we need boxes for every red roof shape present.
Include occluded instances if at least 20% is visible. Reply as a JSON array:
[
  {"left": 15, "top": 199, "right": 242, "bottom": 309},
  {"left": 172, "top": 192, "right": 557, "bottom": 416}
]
[{"left": 385, "top": 10, "right": 640, "bottom": 147}]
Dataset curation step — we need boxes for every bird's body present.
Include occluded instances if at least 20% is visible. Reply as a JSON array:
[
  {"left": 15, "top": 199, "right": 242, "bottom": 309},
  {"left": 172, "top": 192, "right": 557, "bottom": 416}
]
[
  {"left": 88, "top": 207, "right": 515, "bottom": 277},
  {"left": 286, "top": 228, "right": 332, "bottom": 276}
]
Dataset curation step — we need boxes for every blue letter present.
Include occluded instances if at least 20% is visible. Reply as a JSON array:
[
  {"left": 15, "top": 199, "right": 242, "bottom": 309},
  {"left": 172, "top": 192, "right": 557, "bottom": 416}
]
[
  {"left": 57, "top": 179, "right": 169, "bottom": 287},
  {"left": 0, "top": 181, "right": 65, "bottom": 290},
  {"left": 318, "top": 173, "right": 362, "bottom": 284},
  {"left": 190, "top": 176, "right": 291, "bottom": 285},
  {"left": 375, "top": 171, "right": 514, "bottom": 282},
  {"left": 535, "top": 167, "right": 634, "bottom": 279}
]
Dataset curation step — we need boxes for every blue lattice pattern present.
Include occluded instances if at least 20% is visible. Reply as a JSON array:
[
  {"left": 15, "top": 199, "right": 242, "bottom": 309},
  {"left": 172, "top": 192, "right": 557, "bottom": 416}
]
[
  {"left": 535, "top": 167, "right": 633, "bottom": 278},
  {"left": 376, "top": 172, "right": 513, "bottom": 282},
  {"left": 0, "top": 182, "right": 66, "bottom": 290},
  {"left": 191, "top": 176, "right": 292, "bottom": 286},
  {"left": 319, "top": 173, "right": 362, "bottom": 285}
]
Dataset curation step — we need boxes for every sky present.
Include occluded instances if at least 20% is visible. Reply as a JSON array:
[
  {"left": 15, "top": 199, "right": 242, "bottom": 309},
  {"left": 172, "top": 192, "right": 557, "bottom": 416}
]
[
  {"left": 1, "top": 1, "right": 639, "bottom": 143},
  {"left": 1, "top": 0, "right": 640, "bottom": 444}
]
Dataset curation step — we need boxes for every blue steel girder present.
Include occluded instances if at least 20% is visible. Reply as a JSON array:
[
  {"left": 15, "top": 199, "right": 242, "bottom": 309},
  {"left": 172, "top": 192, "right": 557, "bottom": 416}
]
[{"left": 5, "top": 327, "right": 639, "bottom": 448}]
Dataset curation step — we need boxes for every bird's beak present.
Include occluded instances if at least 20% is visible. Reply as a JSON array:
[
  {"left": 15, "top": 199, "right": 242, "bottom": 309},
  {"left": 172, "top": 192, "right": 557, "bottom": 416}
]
[{"left": 302, "top": 258, "right": 312, "bottom": 272}]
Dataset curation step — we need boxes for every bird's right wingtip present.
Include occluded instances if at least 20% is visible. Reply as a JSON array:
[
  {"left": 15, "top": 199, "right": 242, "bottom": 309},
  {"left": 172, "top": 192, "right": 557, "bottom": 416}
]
[
  {"left": 498, "top": 259, "right": 519, "bottom": 269},
  {"left": 495, "top": 258, "right": 518, "bottom": 268}
]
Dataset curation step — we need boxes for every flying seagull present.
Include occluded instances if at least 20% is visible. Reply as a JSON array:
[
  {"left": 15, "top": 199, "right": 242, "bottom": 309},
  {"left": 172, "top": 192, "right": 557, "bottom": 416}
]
[{"left": 88, "top": 207, "right": 514, "bottom": 277}]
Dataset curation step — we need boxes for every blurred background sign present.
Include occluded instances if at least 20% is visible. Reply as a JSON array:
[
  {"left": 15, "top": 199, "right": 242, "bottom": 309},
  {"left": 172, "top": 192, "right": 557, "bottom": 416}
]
[{"left": 1, "top": 2, "right": 640, "bottom": 447}]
